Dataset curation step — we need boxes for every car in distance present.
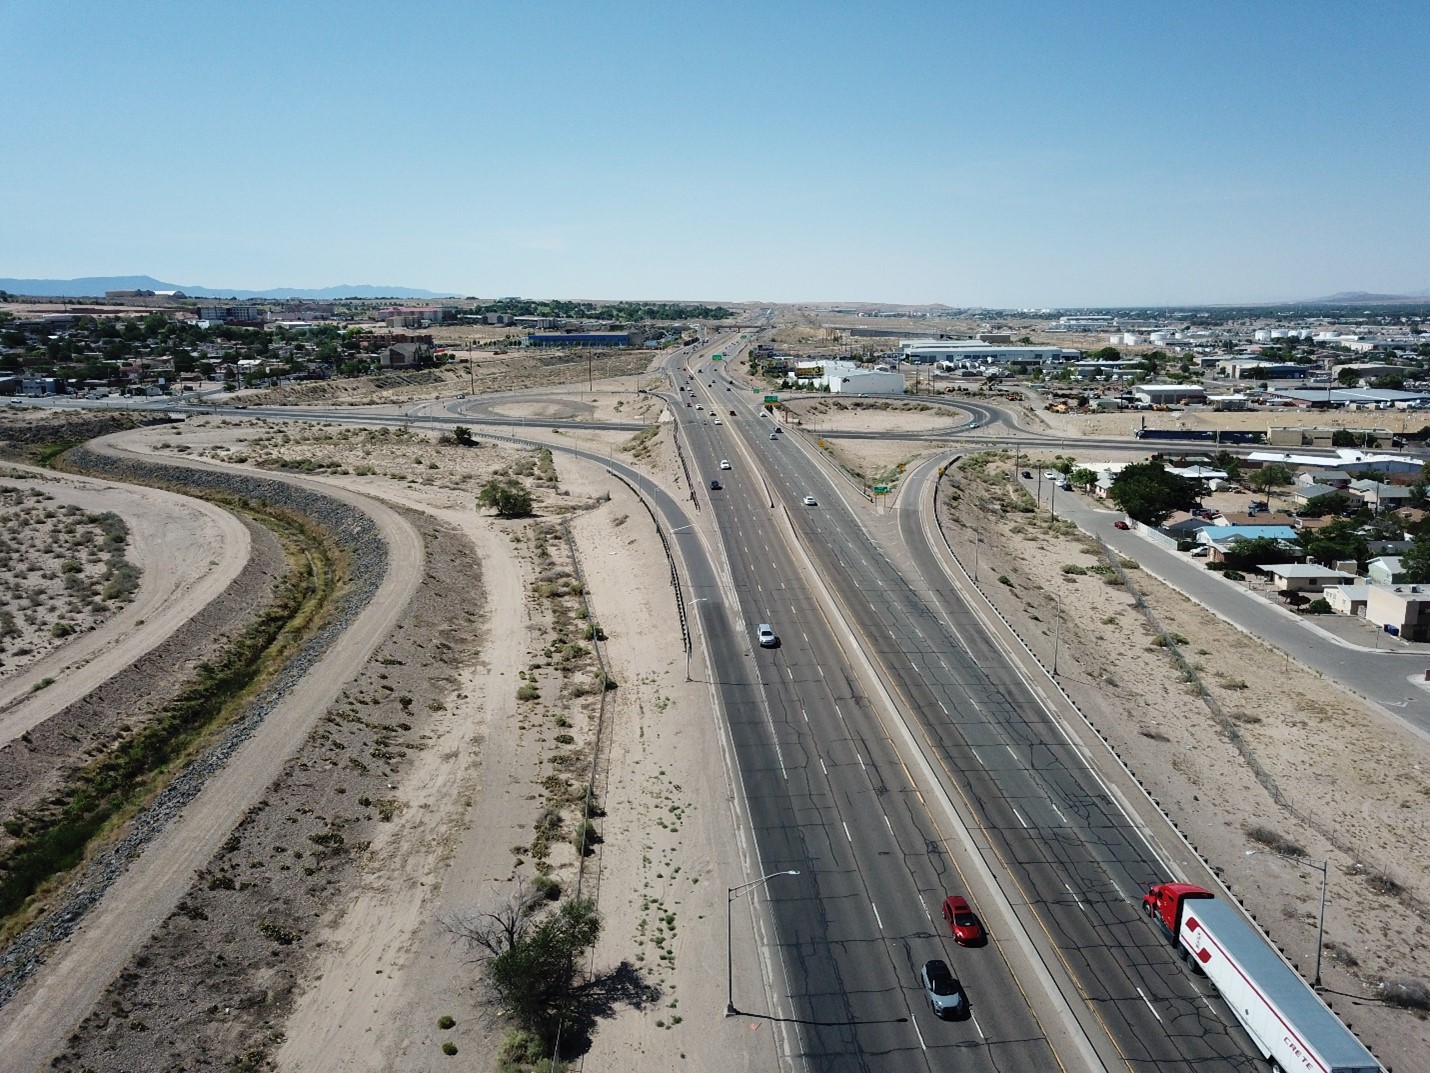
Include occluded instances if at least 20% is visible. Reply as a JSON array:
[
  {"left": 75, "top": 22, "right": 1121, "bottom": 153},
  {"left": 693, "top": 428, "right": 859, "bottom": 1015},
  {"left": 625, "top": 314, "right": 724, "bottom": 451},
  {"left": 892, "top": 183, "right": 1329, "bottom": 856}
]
[
  {"left": 709, "top": 479, "right": 722, "bottom": 490},
  {"left": 802, "top": 495, "right": 817, "bottom": 506},
  {"left": 919, "top": 960, "right": 968, "bottom": 1019},
  {"left": 756, "top": 623, "right": 778, "bottom": 648},
  {"left": 1043, "top": 470, "right": 1057, "bottom": 479},
  {"left": 720, "top": 459, "right": 732, "bottom": 470},
  {"left": 1113, "top": 520, "right": 1131, "bottom": 530},
  {"left": 941, "top": 895, "right": 985, "bottom": 945},
  {"left": 1021, "top": 470, "right": 1032, "bottom": 479},
  {"left": 769, "top": 432, "right": 778, "bottom": 440}
]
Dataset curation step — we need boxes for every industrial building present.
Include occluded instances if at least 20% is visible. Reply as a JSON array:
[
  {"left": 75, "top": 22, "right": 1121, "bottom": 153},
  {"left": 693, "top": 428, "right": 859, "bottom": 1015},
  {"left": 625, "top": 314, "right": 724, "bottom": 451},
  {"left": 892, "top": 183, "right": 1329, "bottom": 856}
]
[
  {"left": 900, "top": 340, "right": 1075, "bottom": 365},
  {"left": 790, "top": 359, "right": 903, "bottom": 395},
  {"left": 527, "top": 331, "right": 636, "bottom": 348},
  {"left": 1134, "top": 384, "right": 1208, "bottom": 405}
]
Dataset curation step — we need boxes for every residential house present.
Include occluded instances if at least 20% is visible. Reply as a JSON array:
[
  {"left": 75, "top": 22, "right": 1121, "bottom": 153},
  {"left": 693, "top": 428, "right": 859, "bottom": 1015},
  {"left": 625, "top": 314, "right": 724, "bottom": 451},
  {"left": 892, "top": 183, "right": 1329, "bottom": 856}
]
[
  {"left": 1261, "top": 563, "right": 1359, "bottom": 595},
  {"left": 382, "top": 342, "right": 431, "bottom": 369},
  {"left": 1367, "top": 556, "right": 1408, "bottom": 585},
  {"left": 1196, "top": 524, "right": 1299, "bottom": 562},
  {"left": 1350, "top": 479, "right": 1415, "bottom": 512},
  {"left": 1324, "top": 582, "right": 1370, "bottom": 616},
  {"left": 1295, "top": 468, "right": 1352, "bottom": 490},
  {"left": 1289, "top": 483, "right": 1350, "bottom": 510}
]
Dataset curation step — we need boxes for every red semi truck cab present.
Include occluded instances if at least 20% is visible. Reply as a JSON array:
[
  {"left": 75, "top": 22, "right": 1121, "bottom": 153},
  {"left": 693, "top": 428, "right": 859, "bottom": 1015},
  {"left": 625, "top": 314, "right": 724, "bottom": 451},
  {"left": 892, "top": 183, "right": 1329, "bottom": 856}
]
[{"left": 1143, "top": 881, "right": 1214, "bottom": 937}]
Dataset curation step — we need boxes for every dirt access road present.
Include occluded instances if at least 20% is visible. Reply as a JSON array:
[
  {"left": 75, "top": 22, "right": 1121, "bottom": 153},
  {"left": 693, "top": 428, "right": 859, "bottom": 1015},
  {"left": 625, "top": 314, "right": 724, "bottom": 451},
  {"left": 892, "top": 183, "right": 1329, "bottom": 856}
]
[
  {"left": 0, "top": 463, "right": 250, "bottom": 747},
  {"left": 0, "top": 437, "right": 425, "bottom": 1071}
]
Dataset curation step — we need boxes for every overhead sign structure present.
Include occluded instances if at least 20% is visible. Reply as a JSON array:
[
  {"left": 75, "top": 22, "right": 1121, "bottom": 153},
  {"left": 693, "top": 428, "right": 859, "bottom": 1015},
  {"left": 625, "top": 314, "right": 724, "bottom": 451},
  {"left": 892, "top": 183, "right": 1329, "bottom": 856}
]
[
  {"left": 712, "top": 353, "right": 723, "bottom": 361},
  {"left": 763, "top": 395, "right": 779, "bottom": 403}
]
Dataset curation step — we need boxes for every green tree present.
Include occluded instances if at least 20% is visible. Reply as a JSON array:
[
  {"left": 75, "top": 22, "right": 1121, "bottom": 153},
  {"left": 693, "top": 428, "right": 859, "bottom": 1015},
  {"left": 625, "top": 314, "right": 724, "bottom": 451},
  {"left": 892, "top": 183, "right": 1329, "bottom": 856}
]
[
  {"left": 1249, "top": 463, "right": 1293, "bottom": 501},
  {"left": 477, "top": 477, "right": 533, "bottom": 517},
  {"left": 1332, "top": 428, "right": 1379, "bottom": 449},
  {"left": 488, "top": 897, "right": 600, "bottom": 1034},
  {"left": 1299, "top": 491, "right": 1350, "bottom": 518},
  {"left": 1297, "top": 518, "right": 1369, "bottom": 566},
  {"left": 1401, "top": 531, "right": 1430, "bottom": 583},
  {"left": 446, "top": 886, "right": 602, "bottom": 1042},
  {"left": 1108, "top": 462, "right": 1201, "bottom": 526},
  {"left": 1213, "top": 450, "right": 1243, "bottom": 481},
  {"left": 1222, "top": 536, "right": 1294, "bottom": 571},
  {"left": 452, "top": 425, "right": 474, "bottom": 446},
  {"left": 1337, "top": 366, "right": 1361, "bottom": 387},
  {"left": 1069, "top": 467, "right": 1098, "bottom": 491}
]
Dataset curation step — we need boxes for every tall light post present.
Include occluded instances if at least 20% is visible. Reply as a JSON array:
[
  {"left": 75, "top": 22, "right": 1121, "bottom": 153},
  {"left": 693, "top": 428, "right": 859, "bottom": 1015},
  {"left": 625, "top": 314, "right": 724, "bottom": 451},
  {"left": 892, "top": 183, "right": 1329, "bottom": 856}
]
[
  {"left": 1246, "top": 849, "right": 1328, "bottom": 988},
  {"left": 726, "top": 869, "right": 800, "bottom": 1016}
]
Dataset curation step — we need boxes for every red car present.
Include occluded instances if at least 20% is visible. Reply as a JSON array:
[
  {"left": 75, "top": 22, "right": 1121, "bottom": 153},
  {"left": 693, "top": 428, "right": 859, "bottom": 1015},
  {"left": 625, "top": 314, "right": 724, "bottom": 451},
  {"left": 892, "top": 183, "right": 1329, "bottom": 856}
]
[
  {"left": 941, "top": 895, "right": 985, "bottom": 945},
  {"left": 1113, "top": 520, "right": 1131, "bottom": 530}
]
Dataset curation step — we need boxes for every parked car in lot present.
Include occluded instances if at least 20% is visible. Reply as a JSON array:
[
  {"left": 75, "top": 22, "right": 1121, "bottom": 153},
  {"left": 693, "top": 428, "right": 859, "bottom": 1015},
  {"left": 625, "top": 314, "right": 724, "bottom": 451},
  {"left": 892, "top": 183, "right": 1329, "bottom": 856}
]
[
  {"left": 756, "top": 623, "right": 778, "bottom": 648},
  {"left": 919, "top": 960, "right": 969, "bottom": 1020},
  {"left": 941, "top": 895, "right": 985, "bottom": 945},
  {"left": 1190, "top": 545, "right": 1209, "bottom": 557}
]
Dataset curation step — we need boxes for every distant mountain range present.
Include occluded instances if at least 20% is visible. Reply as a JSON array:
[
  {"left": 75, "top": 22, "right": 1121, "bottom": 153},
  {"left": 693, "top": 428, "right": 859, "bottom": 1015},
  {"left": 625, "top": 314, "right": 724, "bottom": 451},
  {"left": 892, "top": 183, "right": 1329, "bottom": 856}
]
[
  {"left": 0, "top": 275, "right": 458, "bottom": 300},
  {"left": 1296, "top": 290, "right": 1430, "bottom": 305}
]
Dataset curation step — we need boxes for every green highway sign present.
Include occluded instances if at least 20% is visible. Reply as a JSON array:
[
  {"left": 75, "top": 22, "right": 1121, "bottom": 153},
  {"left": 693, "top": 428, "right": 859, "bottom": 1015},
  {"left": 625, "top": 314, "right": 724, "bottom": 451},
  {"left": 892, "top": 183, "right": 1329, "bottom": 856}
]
[
  {"left": 764, "top": 395, "right": 779, "bottom": 403},
  {"left": 712, "top": 353, "right": 723, "bottom": 361},
  {"left": 873, "top": 484, "right": 890, "bottom": 495}
]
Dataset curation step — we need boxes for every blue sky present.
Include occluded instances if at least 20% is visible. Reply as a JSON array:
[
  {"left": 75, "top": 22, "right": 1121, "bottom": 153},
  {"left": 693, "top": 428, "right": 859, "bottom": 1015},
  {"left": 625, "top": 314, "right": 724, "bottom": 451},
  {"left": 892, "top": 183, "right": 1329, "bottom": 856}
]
[{"left": 3, "top": 0, "right": 1428, "bottom": 306}]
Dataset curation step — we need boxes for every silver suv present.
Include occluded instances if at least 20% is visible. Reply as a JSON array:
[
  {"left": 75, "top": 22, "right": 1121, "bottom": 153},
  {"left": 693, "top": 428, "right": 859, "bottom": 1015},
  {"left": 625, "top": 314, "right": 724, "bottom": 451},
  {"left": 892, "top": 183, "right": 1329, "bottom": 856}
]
[{"left": 756, "top": 623, "right": 778, "bottom": 648}]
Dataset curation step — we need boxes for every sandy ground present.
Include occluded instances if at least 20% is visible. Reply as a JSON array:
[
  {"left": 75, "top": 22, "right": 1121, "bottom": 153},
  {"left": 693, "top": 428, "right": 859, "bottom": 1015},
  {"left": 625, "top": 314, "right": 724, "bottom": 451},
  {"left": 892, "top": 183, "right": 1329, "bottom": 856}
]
[
  {"left": 0, "top": 464, "right": 250, "bottom": 748},
  {"left": 0, "top": 384, "right": 767, "bottom": 1072}
]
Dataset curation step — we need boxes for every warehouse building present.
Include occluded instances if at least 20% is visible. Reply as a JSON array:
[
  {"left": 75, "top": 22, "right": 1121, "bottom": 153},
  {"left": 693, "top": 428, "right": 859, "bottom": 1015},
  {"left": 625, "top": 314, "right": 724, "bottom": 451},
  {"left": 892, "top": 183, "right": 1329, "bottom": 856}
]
[
  {"left": 899, "top": 340, "right": 1074, "bottom": 365},
  {"left": 527, "top": 331, "right": 636, "bottom": 348}
]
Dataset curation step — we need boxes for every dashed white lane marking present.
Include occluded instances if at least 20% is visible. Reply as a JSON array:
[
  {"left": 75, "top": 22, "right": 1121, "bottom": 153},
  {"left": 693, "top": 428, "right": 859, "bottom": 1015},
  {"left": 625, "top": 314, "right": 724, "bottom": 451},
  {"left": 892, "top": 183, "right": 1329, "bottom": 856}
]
[
  {"left": 1065, "top": 884, "right": 1086, "bottom": 911},
  {"left": 1012, "top": 808, "right": 1028, "bottom": 828},
  {"left": 842, "top": 822, "right": 853, "bottom": 844},
  {"left": 871, "top": 901, "right": 884, "bottom": 930},
  {"left": 1136, "top": 987, "right": 1163, "bottom": 1023}
]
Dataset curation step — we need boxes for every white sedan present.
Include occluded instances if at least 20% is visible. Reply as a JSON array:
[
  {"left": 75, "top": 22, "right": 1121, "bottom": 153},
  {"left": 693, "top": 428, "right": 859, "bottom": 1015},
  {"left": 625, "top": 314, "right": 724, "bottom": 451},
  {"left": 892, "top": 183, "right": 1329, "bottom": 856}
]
[{"left": 803, "top": 495, "right": 817, "bottom": 506}]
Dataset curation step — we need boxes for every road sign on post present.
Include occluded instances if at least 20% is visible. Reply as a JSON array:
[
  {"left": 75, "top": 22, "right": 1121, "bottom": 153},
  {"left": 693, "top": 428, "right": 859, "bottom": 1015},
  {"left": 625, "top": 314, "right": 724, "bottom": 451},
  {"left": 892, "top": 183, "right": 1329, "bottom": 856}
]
[
  {"left": 712, "top": 353, "right": 723, "bottom": 361},
  {"left": 763, "top": 395, "right": 779, "bottom": 404},
  {"left": 873, "top": 484, "right": 890, "bottom": 495}
]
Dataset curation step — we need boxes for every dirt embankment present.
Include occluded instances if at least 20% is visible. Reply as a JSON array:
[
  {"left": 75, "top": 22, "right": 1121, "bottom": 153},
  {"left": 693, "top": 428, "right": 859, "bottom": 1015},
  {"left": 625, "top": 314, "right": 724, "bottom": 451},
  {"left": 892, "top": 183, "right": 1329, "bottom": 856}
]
[
  {"left": 935, "top": 450, "right": 1430, "bottom": 1069},
  {"left": 0, "top": 513, "right": 283, "bottom": 861},
  {"left": 50, "top": 507, "right": 478, "bottom": 1072}
]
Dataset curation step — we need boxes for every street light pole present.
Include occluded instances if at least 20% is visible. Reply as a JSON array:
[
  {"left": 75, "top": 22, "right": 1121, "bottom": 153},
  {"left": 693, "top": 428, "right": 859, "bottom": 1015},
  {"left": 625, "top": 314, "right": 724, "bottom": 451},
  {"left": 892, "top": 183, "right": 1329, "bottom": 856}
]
[
  {"left": 1245, "top": 849, "right": 1328, "bottom": 988},
  {"left": 726, "top": 869, "right": 800, "bottom": 1016}
]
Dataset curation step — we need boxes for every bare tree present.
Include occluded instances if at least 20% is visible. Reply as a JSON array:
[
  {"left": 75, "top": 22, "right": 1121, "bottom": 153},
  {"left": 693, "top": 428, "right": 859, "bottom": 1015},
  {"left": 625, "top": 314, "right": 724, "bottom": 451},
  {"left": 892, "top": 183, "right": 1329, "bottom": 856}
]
[{"left": 442, "top": 882, "right": 543, "bottom": 961}]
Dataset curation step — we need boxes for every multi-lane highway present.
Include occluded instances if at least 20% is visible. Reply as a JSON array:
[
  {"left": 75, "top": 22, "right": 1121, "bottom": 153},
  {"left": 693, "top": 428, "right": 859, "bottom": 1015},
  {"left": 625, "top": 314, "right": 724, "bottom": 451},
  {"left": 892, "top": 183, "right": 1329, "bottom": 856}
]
[{"left": 661, "top": 341, "right": 1266, "bottom": 1071}]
